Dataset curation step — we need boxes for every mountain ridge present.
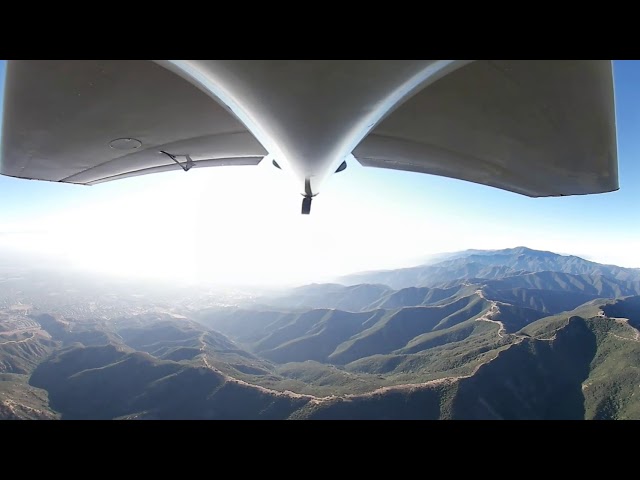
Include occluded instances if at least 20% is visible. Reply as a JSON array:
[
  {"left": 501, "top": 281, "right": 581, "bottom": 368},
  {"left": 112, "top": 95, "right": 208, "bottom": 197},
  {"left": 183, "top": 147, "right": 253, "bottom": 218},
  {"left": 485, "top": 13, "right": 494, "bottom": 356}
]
[{"left": 339, "top": 247, "right": 640, "bottom": 289}]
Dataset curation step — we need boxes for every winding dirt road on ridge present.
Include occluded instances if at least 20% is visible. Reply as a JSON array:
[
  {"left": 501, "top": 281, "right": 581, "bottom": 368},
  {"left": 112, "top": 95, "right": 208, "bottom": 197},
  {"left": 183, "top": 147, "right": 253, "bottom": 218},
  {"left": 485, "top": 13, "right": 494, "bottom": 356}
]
[
  {"left": 196, "top": 288, "right": 620, "bottom": 406},
  {"left": 474, "top": 288, "right": 507, "bottom": 338},
  {"left": 608, "top": 315, "right": 640, "bottom": 342},
  {"left": 194, "top": 308, "right": 510, "bottom": 406},
  {"left": 0, "top": 323, "right": 44, "bottom": 345}
]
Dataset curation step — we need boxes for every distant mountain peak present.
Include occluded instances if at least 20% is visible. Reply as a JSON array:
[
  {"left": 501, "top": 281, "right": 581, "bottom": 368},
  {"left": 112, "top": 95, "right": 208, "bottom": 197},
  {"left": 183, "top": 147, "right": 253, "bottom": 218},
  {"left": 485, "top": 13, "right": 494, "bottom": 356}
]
[
  {"left": 339, "top": 247, "right": 640, "bottom": 290},
  {"left": 477, "top": 246, "right": 558, "bottom": 257}
]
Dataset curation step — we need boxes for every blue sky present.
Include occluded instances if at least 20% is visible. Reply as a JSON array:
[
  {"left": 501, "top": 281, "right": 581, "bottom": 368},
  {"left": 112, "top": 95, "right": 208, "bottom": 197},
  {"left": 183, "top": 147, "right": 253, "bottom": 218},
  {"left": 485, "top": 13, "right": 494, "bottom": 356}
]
[{"left": 0, "top": 60, "right": 638, "bottom": 286}]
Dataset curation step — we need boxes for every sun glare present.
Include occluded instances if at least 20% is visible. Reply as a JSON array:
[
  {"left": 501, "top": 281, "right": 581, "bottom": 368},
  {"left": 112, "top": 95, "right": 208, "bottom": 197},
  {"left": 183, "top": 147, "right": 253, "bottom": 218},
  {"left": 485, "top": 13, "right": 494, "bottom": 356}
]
[{"left": 0, "top": 154, "right": 638, "bottom": 287}]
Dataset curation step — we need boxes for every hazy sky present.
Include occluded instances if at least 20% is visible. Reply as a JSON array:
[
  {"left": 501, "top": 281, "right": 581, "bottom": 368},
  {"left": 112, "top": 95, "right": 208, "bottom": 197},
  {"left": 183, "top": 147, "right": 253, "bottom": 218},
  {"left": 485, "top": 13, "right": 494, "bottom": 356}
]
[{"left": 0, "top": 60, "right": 638, "bottom": 287}]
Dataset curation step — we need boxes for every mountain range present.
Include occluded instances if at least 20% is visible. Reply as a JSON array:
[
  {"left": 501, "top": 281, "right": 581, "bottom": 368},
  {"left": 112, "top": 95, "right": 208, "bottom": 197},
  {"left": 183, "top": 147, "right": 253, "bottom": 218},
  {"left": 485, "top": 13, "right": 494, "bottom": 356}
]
[
  {"left": 2, "top": 246, "right": 640, "bottom": 419},
  {"left": 340, "top": 246, "right": 640, "bottom": 289}
]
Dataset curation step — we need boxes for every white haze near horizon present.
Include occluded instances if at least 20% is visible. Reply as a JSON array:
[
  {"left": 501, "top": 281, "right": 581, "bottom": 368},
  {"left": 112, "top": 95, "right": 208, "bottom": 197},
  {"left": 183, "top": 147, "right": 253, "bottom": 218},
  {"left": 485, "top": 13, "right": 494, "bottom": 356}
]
[{"left": 0, "top": 154, "right": 638, "bottom": 288}]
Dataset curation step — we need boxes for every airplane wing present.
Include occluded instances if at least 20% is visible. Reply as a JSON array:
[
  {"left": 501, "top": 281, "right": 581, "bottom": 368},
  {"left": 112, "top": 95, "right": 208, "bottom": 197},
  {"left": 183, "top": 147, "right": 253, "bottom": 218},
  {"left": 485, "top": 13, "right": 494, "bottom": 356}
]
[
  {"left": 0, "top": 60, "right": 267, "bottom": 185},
  {"left": 0, "top": 60, "right": 618, "bottom": 212},
  {"left": 352, "top": 60, "right": 618, "bottom": 197}
]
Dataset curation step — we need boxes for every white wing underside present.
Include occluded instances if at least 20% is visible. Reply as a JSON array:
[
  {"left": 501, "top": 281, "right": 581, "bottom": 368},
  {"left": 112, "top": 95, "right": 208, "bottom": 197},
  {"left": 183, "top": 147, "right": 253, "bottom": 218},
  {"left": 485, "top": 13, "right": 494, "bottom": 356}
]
[
  {"left": 353, "top": 60, "right": 618, "bottom": 197},
  {"left": 0, "top": 60, "right": 618, "bottom": 199}
]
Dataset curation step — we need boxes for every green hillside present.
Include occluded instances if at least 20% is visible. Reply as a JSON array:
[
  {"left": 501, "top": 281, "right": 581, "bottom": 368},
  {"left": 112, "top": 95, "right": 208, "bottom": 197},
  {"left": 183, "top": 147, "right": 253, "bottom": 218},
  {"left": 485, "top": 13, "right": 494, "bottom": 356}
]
[
  {"left": 298, "top": 301, "right": 640, "bottom": 419},
  {"left": 0, "top": 336, "right": 58, "bottom": 374},
  {"left": 0, "top": 373, "right": 59, "bottom": 419},
  {"left": 30, "top": 343, "right": 309, "bottom": 419}
]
